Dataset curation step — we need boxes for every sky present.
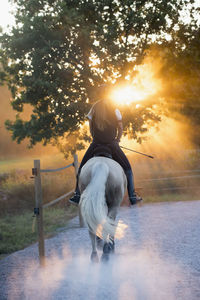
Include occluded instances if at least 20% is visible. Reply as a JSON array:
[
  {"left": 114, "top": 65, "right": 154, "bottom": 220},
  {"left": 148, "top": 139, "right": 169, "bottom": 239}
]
[{"left": 0, "top": 0, "right": 15, "bottom": 31}]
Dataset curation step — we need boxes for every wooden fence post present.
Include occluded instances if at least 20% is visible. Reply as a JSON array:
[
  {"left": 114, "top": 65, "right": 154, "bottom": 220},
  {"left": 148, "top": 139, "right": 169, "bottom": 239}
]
[
  {"left": 33, "top": 160, "right": 45, "bottom": 267},
  {"left": 73, "top": 153, "right": 84, "bottom": 228},
  {"left": 73, "top": 153, "right": 79, "bottom": 175}
]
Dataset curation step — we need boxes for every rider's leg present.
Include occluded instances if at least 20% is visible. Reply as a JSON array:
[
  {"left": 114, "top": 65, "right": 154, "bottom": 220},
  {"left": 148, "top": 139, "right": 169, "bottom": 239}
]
[
  {"left": 111, "top": 142, "right": 142, "bottom": 205},
  {"left": 69, "top": 173, "right": 81, "bottom": 205},
  {"left": 69, "top": 142, "right": 97, "bottom": 205},
  {"left": 124, "top": 169, "right": 142, "bottom": 205}
]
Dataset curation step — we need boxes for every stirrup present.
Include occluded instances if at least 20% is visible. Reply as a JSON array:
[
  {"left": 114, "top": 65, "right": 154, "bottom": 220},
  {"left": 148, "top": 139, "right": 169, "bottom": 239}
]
[
  {"left": 69, "top": 192, "right": 80, "bottom": 206},
  {"left": 129, "top": 192, "right": 143, "bottom": 205}
]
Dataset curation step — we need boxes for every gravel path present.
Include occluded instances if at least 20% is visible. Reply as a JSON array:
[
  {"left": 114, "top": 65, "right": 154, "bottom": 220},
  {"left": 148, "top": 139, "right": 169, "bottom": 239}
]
[{"left": 0, "top": 200, "right": 200, "bottom": 300}]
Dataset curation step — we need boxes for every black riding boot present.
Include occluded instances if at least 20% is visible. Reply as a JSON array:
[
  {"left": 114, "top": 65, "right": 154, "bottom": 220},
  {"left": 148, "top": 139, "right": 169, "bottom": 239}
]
[
  {"left": 125, "top": 170, "right": 143, "bottom": 205},
  {"left": 69, "top": 174, "right": 81, "bottom": 206}
]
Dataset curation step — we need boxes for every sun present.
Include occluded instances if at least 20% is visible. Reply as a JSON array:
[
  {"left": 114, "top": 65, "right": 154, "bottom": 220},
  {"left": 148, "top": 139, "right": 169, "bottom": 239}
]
[
  {"left": 110, "top": 62, "right": 162, "bottom": 106},
  {"left": 111, "top": 86, "right": 147, "bottom": 105}
]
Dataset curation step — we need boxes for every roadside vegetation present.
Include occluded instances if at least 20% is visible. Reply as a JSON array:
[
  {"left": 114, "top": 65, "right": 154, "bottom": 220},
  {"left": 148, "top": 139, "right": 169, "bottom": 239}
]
[
  {"left": 0, "top": 206, "right": 78, "bottom": 258},
  {"left": 0, "top": 155, "right": 78, "bottom": 258}
]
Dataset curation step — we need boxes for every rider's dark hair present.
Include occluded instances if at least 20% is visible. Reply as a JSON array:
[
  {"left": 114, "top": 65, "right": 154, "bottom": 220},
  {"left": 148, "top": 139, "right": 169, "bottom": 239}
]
[{"left": 93, "top": 100, "right": 117, "bottom": 131}]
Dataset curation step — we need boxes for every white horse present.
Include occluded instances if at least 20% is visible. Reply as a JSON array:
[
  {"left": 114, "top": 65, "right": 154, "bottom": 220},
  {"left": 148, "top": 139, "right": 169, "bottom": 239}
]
[{"left": 79, "top": 156, "right": 127, "bottom": 262}]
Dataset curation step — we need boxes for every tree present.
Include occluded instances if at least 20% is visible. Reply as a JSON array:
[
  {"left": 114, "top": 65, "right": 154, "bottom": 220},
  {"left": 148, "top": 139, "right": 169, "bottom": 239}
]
[
  {"left": 0, "top": 0, "right": 197, "bottom": 148},
  {"left": 150, "top": 18, "right": 200, "bottom": 146}
]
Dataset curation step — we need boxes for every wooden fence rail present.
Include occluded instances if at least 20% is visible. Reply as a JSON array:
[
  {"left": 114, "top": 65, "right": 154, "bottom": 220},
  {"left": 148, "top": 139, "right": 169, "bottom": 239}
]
[
  {"left": 32, "top": 154, "right": 79, "bottom": 267},
  {"left": 137, "top": 174, "right": 200, "bottom": 182}
]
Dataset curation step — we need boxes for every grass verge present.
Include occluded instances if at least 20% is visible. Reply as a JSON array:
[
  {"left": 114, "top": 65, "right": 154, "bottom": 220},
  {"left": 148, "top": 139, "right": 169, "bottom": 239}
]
[{"left": 0, "top": 206, "right": 78, "bottom": 259}]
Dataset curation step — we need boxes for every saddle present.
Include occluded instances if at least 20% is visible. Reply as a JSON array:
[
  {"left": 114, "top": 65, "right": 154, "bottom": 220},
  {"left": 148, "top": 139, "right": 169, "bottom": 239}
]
[{"left": 93, "top": 145, "right": 112, "bottom": 159}]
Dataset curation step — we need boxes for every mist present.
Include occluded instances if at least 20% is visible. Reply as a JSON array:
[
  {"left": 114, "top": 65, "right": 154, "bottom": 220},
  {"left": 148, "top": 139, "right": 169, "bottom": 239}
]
[
  {"left": 0, "top": 85, "right": 58, "bottom": 160},
  {"left": 7, "top": 248, "right": 187, "bottom": 300}
]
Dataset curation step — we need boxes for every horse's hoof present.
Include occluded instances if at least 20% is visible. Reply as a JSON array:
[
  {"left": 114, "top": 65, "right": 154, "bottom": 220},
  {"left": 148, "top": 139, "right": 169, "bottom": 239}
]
[
  {"left": 101, "top": 253, "right": 109, "bottom": 263},
  {"left": 91, "top": 252, "right": 99, "bottom": 263},
  {"left": 103, "top": 241, "right": 115, "bottom": 254}
]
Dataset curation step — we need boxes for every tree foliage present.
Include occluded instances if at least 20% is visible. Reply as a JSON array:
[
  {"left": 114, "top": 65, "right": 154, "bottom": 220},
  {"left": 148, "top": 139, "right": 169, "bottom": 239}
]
[
  {"left": 152, "top": 17, "right": 200, "bottom": 145},
  {"left": 0, "top": 0, "right": 198, "bottom": 148}
]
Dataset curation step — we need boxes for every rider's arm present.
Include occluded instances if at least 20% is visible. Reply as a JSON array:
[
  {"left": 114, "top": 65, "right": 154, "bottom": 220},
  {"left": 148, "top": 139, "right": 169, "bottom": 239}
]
[
  {"left": 116, "top": 121, "right": 123, "bottom": 142},
  {"left": 87, "top": 103, "right": 96, "bottom": 138},
  {"left": 115, "top": 109, "right": 123, "bottom": 143},
  {"left": 89, "top": 119, "right": 93, "bottom": 137}
]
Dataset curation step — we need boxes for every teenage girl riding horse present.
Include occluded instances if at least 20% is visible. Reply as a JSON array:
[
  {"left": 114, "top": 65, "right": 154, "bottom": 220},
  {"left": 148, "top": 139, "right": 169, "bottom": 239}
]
[{"left": 69, "top": 92, "right": 142, "bottom": 206}]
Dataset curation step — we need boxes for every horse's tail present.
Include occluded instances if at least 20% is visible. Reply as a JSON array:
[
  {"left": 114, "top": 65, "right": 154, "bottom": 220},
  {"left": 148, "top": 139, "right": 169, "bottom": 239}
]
[{"left": 80, "top": 161, "right": 126, "bottom": 242}]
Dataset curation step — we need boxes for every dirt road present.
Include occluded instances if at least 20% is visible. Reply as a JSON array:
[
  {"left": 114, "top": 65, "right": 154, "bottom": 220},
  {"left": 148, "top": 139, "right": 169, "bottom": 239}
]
[{"left": 0, "top": 200, "right": 200, "bottom": 299}]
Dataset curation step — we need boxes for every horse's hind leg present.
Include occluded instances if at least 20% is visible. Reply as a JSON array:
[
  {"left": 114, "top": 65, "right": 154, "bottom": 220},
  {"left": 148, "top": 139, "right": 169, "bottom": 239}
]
[
  {"left": 108, "top": 236, "right": 115, "bottom": 253},
  {"left": 101, "top": 240, "right": 114, "bottom": 262},
  {"left": 89, "top": 231, "right": 99, "bottom": 263},
  {"left": 108, "top": 206, "right": 118, "bottom": 253},
  {"left": 96, "top": 235, "right": 104, "bottom": 249},
  {"left": 101, "top": 205, "right": 118, "bottom": 262}
]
